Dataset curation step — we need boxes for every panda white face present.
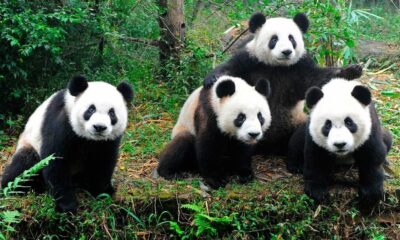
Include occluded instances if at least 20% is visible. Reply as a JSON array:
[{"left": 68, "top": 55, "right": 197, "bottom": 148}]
[
  {"left": 211, "top": 76, "right": 272, "bottom": 145},
  {"left": 65, "top": 78, "right": 132, "bottom": 141},
  {"left": 308, "top": 79, "right": 372, "bottom": 156},
  {"left": 247, "top": 17, "right": 305, "bottom": 66}
]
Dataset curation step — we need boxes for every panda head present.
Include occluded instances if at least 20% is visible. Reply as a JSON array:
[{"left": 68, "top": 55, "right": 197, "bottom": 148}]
[
  {"left": 210, "top": 76, "right": 272, "bottom": 145},
  {"left": 65, "top": 76, "right": 134, "bottom": 141},
  {"left": 246, "top": 12, "right": 308, "bottom": 66},
  {"left": 306, "top": 78, "right": 372, "bottom": 155}
]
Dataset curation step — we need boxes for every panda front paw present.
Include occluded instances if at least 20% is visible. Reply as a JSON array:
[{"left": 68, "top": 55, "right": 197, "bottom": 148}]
[
  {"left": 238, "top": 172, "right": 254, "bottom": 184},
  {"left": 286, "top": 161, "right": 303, "bottom": 174},
  {"left": 204, "top": 75, "right": 218, "bottom": 89},
  {"left": 358, "top": 186, "right": 384, "bottom": 213},
  {"left": 203, "top": 176, "right": 228, "bottom": 189},
  {"left": 304, "top": 182, "right": 329, "bottom": 203},
  {"left": 340, "top": 64, "right": 363, "bottom": 80},
  {"left": 157, "top": 168, "right": 183, "bottom": 180},
  {"left": 55, "top": 197, "right": 78, "bottom": 213}
]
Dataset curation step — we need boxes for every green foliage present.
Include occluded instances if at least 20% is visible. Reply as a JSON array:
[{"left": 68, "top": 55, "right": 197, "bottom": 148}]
[
  {"left": 182, "top": 203, "right": 234, "bottom": 237},
  {"left": 285, "top": 0, "right": 382, "bottom": 66},
  {"left": 2, "top": 154, "right": 54, "bottom": 197},
  {"left": 0, "top": 210, "right": 21, "bottom": 240},
  {"left": 0, "top": 1, "right": 89, "bottom": 123}
]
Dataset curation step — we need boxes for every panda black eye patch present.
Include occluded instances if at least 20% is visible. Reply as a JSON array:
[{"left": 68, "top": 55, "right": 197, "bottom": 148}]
[
  {"left": 344, "top": 117, "right": 357, "bottom": 133},
  {"left": 288, "top": 34, "right": 297, "bottom": 49},
  {"left": 234, "top": 113, "right": 246, "bottom": 127},
  {"left": 322, "top": 119, "right": 332, "bottom": 137},
  {"left": 109, "top": 108, "right": 118, "bottom": 125},
  {"left": 84, "top": 104, "right": 96, "bottom": 121},
  {"left": 257, "top": 112, "right": 265, "bottom": 125},
  {"left": 268, "top": 35, "right": 278, "bottom": 49}
]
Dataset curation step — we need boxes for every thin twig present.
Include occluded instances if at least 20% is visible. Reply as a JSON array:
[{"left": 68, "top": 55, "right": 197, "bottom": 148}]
[
  {"left": 221, "top": 28, "right": 249, "bottom": 54},
  {"left": 107, "top": 33, "right": 159, "bottom": 47}
]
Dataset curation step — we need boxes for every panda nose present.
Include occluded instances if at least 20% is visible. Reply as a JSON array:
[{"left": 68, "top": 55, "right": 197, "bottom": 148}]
[
  {"left": 334, "top": 142, "right": 346, "bottom": 149},
  {"left": 93, "top": 124, "right": 107, "bottom": 132},
  {"left": 248, "top": 132, "right": 260, "bottom": 139},
  {"left": 282, "top": 50, "right": 292, "bottom": 56}
]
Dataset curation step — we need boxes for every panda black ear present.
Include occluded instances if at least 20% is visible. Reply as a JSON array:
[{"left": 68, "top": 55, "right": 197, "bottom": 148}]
[
  {"left": 306, "top": 87, "right": 323, "bottom": 109},
  {"left": 293, "top": 13, "right": 309, "bottom": 33},
  {"left": 249, "top": 12, "right": 266, "bottom": 33},
  {"left": 351, "top": 85, "right": 371, "bottom": 106},
  {"left": 68, "top": 75, "right": 88, "bottom": 96},
  {"left": 216, "top": 79, "right": 235, "bottom": 98},
  {"left": 255, "top": 79, "right": 271, "bottom": 98},
  {"left": 117, "top": 81, "right": 134, "bottom": 103}
]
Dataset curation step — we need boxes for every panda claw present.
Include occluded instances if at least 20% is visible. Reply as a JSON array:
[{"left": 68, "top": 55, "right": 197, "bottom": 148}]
[
  {"left": 357, "top": 187, "right": 383, "bottom": 214},
  {"left": 305, "top": 183, "right": 329, "bottom": 203},
  {"left": 286, "top": 162, "right": 303, "bottom": 174},
  {"left": 204, "top": 176, "right": 227, "bottom": 189},
  {"left": 238, "top": 173, "right": 254, "bottom": 184},
  {"left": 55, "top": 199, "right": 78, "bottom": 213}
]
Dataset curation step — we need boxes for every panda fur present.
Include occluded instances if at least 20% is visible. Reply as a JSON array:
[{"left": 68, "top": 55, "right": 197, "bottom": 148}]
[
  {"left": 287, "top": 78, "right": 392, "bottom": 210},
  {"left": 204, "top": 12, "right": 363, "bottom": 155},
  {"left": 1, "top": 76, "right": 133, "bottom": 212},
  {"left": 157, "top": 76, "right": 272, "bottom": 189}
]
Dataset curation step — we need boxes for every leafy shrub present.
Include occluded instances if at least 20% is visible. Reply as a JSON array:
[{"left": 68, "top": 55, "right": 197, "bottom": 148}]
[{"left": 0, "top": 1, "right": 89, "bottom": 122}]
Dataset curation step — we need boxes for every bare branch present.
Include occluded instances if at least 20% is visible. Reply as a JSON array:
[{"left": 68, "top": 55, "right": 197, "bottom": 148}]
[{"left": 121, "top": 36, "right": 159, "bottom": 47}]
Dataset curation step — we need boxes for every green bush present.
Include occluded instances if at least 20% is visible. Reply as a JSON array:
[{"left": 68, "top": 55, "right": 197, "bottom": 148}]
[{"left": 0, "top": 1, "right": 89, "bottom": 121}]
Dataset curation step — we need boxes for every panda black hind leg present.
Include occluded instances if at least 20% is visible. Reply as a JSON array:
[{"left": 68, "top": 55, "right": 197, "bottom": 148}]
[
  {"left": 1, "top": 146, "right": 44, "bottom": 192},
  {"left": 157, "top": 131, "right": 197, "bottom": 179},
  {"left": 286, "top": 123, "right": 307, "bottom": 174}
]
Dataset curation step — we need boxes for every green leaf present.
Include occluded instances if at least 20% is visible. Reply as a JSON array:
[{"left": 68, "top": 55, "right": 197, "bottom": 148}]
[{"left": 381, "top": 91, "right": 400, "bottom": 98}]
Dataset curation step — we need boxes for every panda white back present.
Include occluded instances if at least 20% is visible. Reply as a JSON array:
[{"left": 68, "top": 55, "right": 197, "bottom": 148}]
[
  {"left": 172, "top": 87, "right": 201, "bottom": 138},
  {"left": 17, "top": 93, "right": 58, "bottom": 153}
]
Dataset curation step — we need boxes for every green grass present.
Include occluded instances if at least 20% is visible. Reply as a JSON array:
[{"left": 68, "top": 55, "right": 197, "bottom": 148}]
[{"left": 354, "top": 6, "right": 400, "bottom": 44}]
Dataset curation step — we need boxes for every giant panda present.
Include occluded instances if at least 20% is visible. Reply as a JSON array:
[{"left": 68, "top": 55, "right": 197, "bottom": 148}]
[
  {"left": 1, "top": 76, "right": 133, "bottom": 212},
  {"left": 204, "top": 12, "right": 363, "bottom": 155},
  {"left": 157, "top": 76, "right": 272, "bottom": 188},
  {"left": 287, "top": 78, "right": 392, "bottom": 211}
]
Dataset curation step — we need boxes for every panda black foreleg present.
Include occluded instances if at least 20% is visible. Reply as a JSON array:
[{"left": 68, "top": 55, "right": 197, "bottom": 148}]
[
  {"left": 303, "top": 137, "right": 335, "bottom": 203},
  {"left": 82, "top": 141, "right": 120, "bottom": 197},
  {"left": 196, "top": 133, "right": 228, "bottom": 189},
  {"left": 230, "top": 144, "right": 254, "bottom": 184},
  {"left": 286, "top": 124, "right": 307, "bottom": 174},
  {"left": 354, "top": 140, "right": 386, "bottom": 212},
  {"left": 42, "top": 158, "right": 78, "bottom": 213},
  {"left": 157, "top": 132, "right": 196, "bottom": 179}
]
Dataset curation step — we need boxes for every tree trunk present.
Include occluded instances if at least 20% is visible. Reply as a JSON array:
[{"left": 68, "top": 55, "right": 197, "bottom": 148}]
[{"left": 157, "top": 0, "right": 185, "bottom": 77}]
